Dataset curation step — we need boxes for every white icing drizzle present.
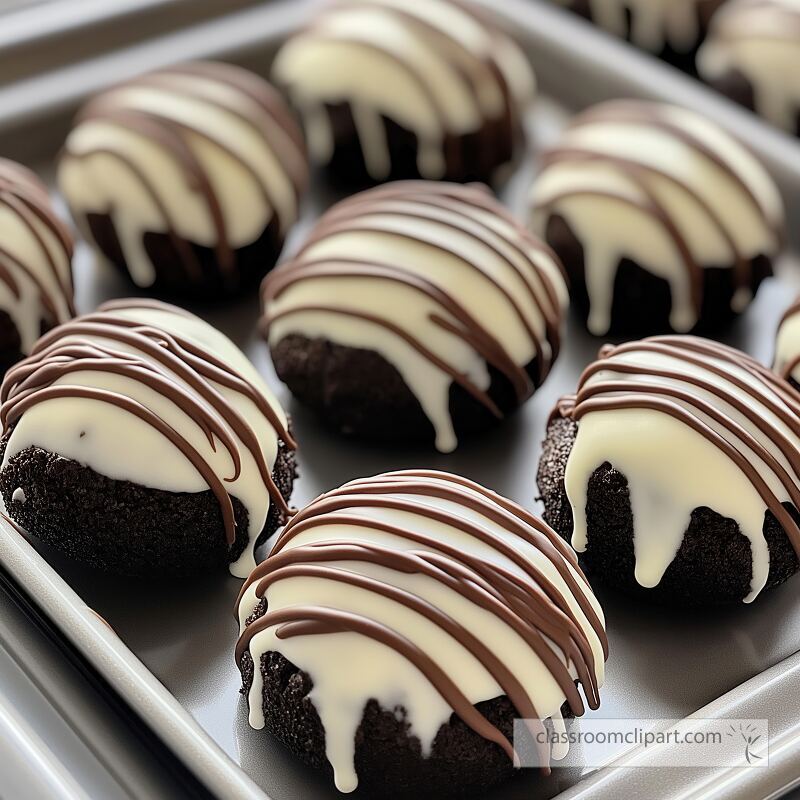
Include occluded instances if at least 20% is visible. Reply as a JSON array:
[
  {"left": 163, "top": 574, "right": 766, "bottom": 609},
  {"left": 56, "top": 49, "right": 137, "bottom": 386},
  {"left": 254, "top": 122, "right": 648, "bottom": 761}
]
[
  {"left": 698, "top": 0, "right": 800, "bottom": 134},
  {"left": 262, "top": 181, "right": 568, "bottom": 452},
  {"left": 0, "top": 299, "right": 292, "bottom": 577},
  {"left": 11, "top": 488, "right": 25, "bottom": 504},
  {"left": 58, "top": 61, "right": 308, "bottom": 289},
  {"left": 529, "top": 100, "right": 784, "bottom": 336},
  {"left": 236, "top": 470, "right": 607, "bottom": 792},
  {"left": 554, "top": 0, "right": 708, "bottom": 53},
  {"left": 562, "top": 336, "right": 800, "bottom": 602},
  {"left": 775, "top": 298, "right": 800, "bottom": 384},
  {"left": 271, "top": 0, "right": 535, "bottom": 181},
  {"left": 0, "top": 160, "right": 74, "bottom": 357}
]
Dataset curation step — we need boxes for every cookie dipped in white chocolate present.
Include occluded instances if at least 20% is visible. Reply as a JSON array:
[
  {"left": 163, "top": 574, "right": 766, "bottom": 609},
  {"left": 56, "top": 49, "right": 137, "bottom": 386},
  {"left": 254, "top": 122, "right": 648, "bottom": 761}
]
[
  {"left": 698, "top": 0, "right": 800, "bottom": 136},
  {"left": 0, "top": 159, "right": 74, "bottom": 367},
  {"left": 58, "top": 61, "right": 308, "bottom": 297},
  {"left": 236, "top": 470, "right": 607, "bottom": 793},
  {"left": 774, "top": 297, "right": 800, "bottom": 386},
  {"left": 0, "top": 299, "right": 295, "bottom": 577},
  {"left": 529, "top": 100, "right": 784, "bottom": 336},
  {"left": 558, "top": 336, "right": 800, "bottom": 603},
  {"left": 262, "top": 181, "right": 568, "bottom": 453},
  {"left": 271, "top": 0, "right": 535, "bottom": 184}
]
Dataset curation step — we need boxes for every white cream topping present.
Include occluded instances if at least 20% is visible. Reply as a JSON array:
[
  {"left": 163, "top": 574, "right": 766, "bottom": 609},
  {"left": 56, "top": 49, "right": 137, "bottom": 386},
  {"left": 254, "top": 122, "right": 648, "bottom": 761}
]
[
  {"left": 238, "top": 471, "right": 606, "bottom": 793},
  {"left": 58, "top": 64, "right": 306, "bottom": 288},
  {"left": 265, "top": 184, "right": 568, "bottom": 452},
  {"left": 698, "top": 0, "right": 800, "bottom": 134},
  {"left": 271, "top": 0, "right": 535, "bottom": 180},
  {"left": 1, "top": 302, "right": 290, "bottom": 577},
  {"left": 529, "top": 101, "right": 784, "bottom": 335},
  {"left": 775, "top": 303, "right": 800, "bottom": 384},
  {"left": 564, "top": 339, "right": 800, "bottom": 602}
]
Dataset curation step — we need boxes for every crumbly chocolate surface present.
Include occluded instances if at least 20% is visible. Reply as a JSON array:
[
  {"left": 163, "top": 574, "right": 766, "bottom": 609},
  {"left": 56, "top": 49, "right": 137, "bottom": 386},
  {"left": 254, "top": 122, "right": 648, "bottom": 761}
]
[
  {"left": 537, "top": 416, "right": 800, "bottom": 606},
  {"left": 545, "top": 214, "right": 772, "bottom": 337},
  {"left": 0, "top": 428, "right": 296, "bottom": 579},
  {"left": 271, "top": 334, "right": 537, "bottom": 446},
  {"left": 85, "top": 212, "right": 284, "bottom": 300},
  {"left": 238, "top": 597, "right": 570, "bottom": 797}
]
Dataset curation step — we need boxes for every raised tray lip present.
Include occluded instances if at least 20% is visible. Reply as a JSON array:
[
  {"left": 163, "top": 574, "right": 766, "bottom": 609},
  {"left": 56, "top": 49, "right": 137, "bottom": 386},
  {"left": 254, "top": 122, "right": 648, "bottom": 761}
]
[{"left": 1, "top": 1, "right": 800, "bottom": 799}]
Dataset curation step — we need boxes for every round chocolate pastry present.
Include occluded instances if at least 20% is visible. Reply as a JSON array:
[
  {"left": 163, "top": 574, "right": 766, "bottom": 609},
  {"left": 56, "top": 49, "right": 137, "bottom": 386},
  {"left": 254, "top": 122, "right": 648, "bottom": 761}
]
[
  {"left": 698, "top": 0, "right": 800, "bottom": 138},
  {"left": 538, "top": 336, "right": 800, "bottom": 607},
  {"left": 261, "top": 181, "right": 568, "bottom": 453},
  {"left": 553, "top": 0, "right": 724, "bottom": 72},
  {"left": 529, "top": 100, "right": 784, "bottom": 337},
  {"left": 270, "top": 0, "right": 535, "bottom": 187},
  {"left": 0, "top": 299, "right": 296, "bottom": 579},
  {"left": 774, "top": 297, "right": 800, "bottom": 391},
  {"left": 0, "top": 159, "right": 74, "bottom": 375},
  {"left": 58, "top": 61, "right": 308, "bottom": 300},
  {"left": 236, "top": 469, "right": 607, "bottom": 796}
]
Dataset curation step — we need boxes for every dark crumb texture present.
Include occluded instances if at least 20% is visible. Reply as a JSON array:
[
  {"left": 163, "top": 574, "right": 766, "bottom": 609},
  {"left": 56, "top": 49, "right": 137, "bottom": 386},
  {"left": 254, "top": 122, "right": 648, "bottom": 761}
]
[
  {"left": 238, "top": 598, "right": 569, "bottom": 797},
  {"left": 85, "top": 212, "right": 285, "bottom": 300},
  {"left": 537, "top": 416, "right": 800, "bottom": 606},
  {"left": 271, "top": 334, "right": 540, "bottom": 447},
  {"left": 545, "top": 214, "right": 772, "bottom": 337},
  {"left": 0, "top": 429, "right": 296, "bottom": 579}
]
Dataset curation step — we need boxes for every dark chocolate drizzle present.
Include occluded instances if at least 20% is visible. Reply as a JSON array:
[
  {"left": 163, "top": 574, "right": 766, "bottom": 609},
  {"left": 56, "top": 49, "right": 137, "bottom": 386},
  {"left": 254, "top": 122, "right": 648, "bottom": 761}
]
[
  {"left": 0, "top": 299, "right": 295, "bottom": 547},
  {"left": 261, "top": 182, "right": 565, "bottom": 417},
  {"left": 557, "top": 336, "right": 800, "bottom": 561},
  {"left": 0, "top": 159, "right": 75, "bottom": 326},
  {"left": 236, "top": 469, "right": 607, "bottom": 773},
  {"left": 60, "top": 61, "right": 308, "bottom": 287}
]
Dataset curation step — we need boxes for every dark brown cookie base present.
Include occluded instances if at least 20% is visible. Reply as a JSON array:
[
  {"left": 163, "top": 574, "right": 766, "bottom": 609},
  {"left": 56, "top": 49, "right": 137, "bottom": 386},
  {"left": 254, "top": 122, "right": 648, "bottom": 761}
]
[
  {"left": 0, "top": 428, "right": 296, "bottom": 579},
  {"left": 238, "top": 598, "right": 570, "bottom": 797},
  {"left": 317, "top": 101, "right": 521, "bottom": 191},
  {"left": 271, "top": 334, "right": 541, "bottom": 448},
  {"left": 545, "top": 214, "right": 772, "bottom": 337},
  {"left": 537, "top": 416, "right": 800, "bottom": 606},
  {"left": 85, "top": 212, "right": 285, "bottom": 301}
]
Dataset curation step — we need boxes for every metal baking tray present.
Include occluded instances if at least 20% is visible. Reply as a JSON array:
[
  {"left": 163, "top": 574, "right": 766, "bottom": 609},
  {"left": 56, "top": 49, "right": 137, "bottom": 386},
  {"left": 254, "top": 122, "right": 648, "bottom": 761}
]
[{"left": 1, "top": 1, "right": 800, "bottom": 799}]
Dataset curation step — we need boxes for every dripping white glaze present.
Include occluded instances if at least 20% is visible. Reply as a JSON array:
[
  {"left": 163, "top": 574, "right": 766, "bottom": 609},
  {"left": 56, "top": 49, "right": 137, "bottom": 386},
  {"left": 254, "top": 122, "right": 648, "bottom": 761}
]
[
  {"left": 271, "top": 0, "right": 535, "bottom": 180},
  {"left": 237, "top": 471, "right": 606, "bottom": 792},
  {"left": 775, "top": 300, "right": 800, "bottom": 384},
  {"left": 529, "top": 100, "right": 784, "bottom": 336},
  {"left": 698, "top": 0, "right": 800, "bottom": 134},
  {"left": 1, "top": 301, "right": 290, "bottom": 577}
]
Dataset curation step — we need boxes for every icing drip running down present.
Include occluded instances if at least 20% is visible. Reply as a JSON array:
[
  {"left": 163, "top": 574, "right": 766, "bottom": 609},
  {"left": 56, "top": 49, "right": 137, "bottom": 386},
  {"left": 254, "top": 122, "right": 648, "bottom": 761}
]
[
  {"left": 774, "top": 297, "right": 800, "bottom": 385},
  {"left": 0, "top": 299, "right": 295, "bottom": 577},
  {"left": 698, "top": 0, "right": 800, "bottom": 134},
  {"left": 554, "top": 0, "right": 713, "bottom": 53},
  {"left": 236, "top": 470, "right": 607, "bottom": 793},
  {"left": 58, "top": 61, "right": 308, "bottom": 290},
  {"left": 261, "top": 181, "right": 568, "bottom": 452},
  {"left": 271, "top": 0, "right": 535, "bottom": 181},
  {"left": 529, "top": 100, "right": 785, "bottom": 336},
  {"left": 559, "top": 336, "right": 800, "bottom": 602},
  {"left": 0, "top": 159, "right": 74, "bottom": 356}
]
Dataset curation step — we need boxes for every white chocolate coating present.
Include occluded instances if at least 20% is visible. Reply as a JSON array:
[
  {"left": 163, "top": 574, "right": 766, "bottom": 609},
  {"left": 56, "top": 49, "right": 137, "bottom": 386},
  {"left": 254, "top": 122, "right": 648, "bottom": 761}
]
[
  {"left": 263, "top": 182, "right": 568, "bottom": 452},
  {"left": 698, "top": 0, "right": 800, "bottom": 135},
  {"left": 0, "top": 160, "right": 74, "bottom": 357},
  {"left": 555, "top": 0, "right": 711, "bottom": 53},
  {"left": 529, "top": 100, "right": 784, "bottom": 336},
  {"left": 271, "top": 0, "right": 535, "bottom": 181},
  {"left": 237, "top": 470, "right": 606, "bottom": 793},
  {"left": 563, "top": 337, "right": 800, "bottom": 602},
  {"left": 0, "top": 300, "right": 291, "bottom": 577},
  {"left": 775, "top": 299, "right": 800, "bottom": 384},
  {"left": 58, "top": 62, "right": 307, "bottom": 290}
]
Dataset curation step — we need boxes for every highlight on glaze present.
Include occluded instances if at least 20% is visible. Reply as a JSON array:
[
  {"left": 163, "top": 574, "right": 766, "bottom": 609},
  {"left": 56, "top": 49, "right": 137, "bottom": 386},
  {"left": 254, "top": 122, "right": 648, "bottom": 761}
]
[
  {"left": 58, "top": 61, "right": 308, "bottom": 292},
  {"left": 0, "top": 159, "right": 74, "bottom": 358},
  {"left": 698, "top": 0, "right": 800, "bottom": 134},
  {"left": 557, "top": 336, "right": 800, "bottom": 602},
  {"left": 0, "top": 298, "right": 295, "bottom": 577},
  {"left": 236, "top": 469, "right": 607, "bottom": 793},
  {"left": 261, "top": 181, "right": 568, "bottom": 452},
  {"left": 529, "top": 100, "right": 784, "bottom": 336},
  {"left": 271, "top": 0, "right": 536, "bottom": 182}
]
